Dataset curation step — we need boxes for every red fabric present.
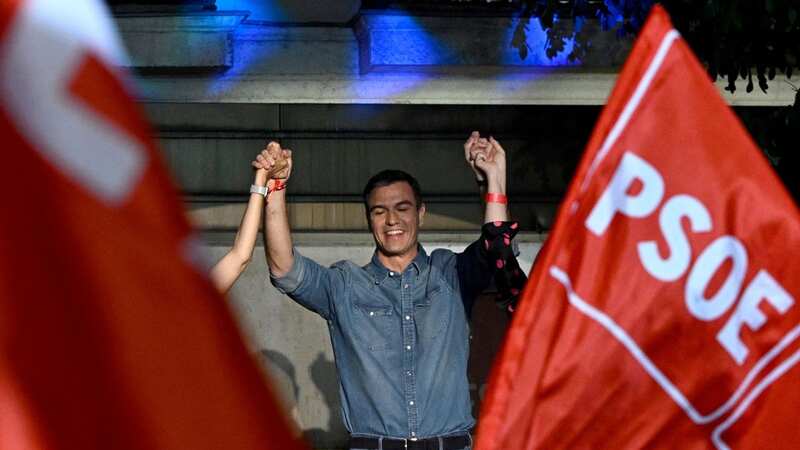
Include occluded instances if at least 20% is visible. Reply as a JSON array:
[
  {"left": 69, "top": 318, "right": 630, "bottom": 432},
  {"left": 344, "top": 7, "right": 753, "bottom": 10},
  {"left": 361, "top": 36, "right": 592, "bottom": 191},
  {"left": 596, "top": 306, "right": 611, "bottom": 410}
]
[
  {"left": 0, "top": 2, "right": 306, "bottom": 449},
  {"left": 475, "top": 6, "right": 800, "bottom": 450}
]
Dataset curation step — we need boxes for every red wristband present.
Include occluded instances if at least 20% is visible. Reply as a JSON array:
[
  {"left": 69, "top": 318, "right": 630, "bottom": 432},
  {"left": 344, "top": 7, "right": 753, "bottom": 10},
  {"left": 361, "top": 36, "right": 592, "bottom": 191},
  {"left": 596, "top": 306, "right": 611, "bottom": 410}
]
[
  {"left": 485, "top": 192, "right": 508, "bottom": 204},
  {"left": 272, "top": 179, "right": 287, "bottom": 192}
]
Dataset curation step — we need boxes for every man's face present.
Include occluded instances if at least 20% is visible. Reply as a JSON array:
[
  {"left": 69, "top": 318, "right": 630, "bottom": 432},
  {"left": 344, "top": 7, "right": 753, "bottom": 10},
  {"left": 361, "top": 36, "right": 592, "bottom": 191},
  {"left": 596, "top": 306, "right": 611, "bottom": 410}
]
[{"left": 367, "top": 181, "right": 425, "bottom": 259}]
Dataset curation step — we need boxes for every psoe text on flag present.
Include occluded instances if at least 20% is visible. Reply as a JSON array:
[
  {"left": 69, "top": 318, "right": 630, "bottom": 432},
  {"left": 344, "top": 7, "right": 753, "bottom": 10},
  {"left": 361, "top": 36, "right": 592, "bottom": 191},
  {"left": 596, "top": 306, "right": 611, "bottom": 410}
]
[{"left": 475, "top": 5, "right": 800, "bottom": 450}]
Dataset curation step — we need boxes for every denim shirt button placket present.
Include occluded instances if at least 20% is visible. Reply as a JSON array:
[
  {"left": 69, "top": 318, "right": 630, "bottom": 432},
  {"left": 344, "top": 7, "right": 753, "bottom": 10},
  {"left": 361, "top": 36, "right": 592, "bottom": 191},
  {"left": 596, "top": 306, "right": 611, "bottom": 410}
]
[{"left": 401, "top": 270, "right": 417, "bottom": 436}]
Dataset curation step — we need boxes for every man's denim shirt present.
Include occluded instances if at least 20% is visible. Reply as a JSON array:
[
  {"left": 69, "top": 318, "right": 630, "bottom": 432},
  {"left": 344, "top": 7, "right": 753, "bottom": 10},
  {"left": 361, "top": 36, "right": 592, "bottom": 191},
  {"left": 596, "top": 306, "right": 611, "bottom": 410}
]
[{"left": 271, "top": 241, "right": 491, "bottom": 440}]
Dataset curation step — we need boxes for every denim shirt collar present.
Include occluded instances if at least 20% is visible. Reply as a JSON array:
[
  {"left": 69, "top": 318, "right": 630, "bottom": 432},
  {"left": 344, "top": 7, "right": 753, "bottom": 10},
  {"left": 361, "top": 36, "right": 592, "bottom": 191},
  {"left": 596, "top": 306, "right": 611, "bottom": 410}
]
[{"left": 366, "top": 245, "right": 429, "bottom": 284}]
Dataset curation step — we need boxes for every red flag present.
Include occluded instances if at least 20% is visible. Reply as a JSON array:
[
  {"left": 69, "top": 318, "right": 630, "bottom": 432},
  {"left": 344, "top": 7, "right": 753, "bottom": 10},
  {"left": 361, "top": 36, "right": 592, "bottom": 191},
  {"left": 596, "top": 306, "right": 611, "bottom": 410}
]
[
  {"left": 0, "top": 1, "right": 306, "bottom": 449},
  {"left": 476, "top": 6, "right": 800, "bottom": 450}
]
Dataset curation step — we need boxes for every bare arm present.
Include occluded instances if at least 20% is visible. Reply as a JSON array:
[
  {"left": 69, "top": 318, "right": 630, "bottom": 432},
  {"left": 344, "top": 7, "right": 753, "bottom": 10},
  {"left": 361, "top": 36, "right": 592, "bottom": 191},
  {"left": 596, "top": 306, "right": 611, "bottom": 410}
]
[
  {"left": 210, "top": 143, "right": 289, "bottom": 293},
  {"left": 257, "top": 143, "right": 295, "bottom": 278},
  {"left": 209, "top": 168, "right": 268, "bottom": 293},
  {"left": 465, "top": 133, "right": 509, "bottom": 223},
  {"left": 480, "top": 137, "right": 508, "bottom": 223}
]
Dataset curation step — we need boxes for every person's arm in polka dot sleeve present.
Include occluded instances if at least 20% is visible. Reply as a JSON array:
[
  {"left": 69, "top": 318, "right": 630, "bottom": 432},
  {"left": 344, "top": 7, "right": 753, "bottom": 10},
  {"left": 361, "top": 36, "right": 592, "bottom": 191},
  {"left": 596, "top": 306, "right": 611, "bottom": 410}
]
[
  {"left": 463, "top": 133, "right": 527, "bottom": 312},
  {"left": 481, "top": 221, "right": 528, "bottom": 313}
]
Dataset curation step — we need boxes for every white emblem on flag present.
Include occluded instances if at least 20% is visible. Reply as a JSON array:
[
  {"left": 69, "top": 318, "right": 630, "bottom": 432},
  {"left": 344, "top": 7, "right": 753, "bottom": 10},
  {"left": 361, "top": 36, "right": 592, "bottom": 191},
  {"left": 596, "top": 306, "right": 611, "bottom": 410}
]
[{"left": 0, "top": 0, "right": 144, "bottom": 205}]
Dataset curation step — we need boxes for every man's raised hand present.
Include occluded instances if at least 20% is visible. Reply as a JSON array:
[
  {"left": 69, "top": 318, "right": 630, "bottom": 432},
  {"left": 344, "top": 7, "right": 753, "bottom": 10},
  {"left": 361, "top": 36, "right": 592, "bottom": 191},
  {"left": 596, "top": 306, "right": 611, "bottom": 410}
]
[
  {"left": 464, "top": 131, "right": 494, "bottom": 182},
  {"left": 252, "top": 141, "right": 292, "bottom": 180},
  {"left": 473, "top": 136, "right": 506, "bottom": 192}
]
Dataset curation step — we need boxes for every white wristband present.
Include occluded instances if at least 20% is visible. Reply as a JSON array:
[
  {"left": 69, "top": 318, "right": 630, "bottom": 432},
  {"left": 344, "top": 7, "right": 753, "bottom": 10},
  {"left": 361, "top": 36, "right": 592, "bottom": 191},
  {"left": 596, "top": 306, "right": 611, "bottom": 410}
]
[{"left": 249, "top": 184, "right": 269, "bottom": 197}]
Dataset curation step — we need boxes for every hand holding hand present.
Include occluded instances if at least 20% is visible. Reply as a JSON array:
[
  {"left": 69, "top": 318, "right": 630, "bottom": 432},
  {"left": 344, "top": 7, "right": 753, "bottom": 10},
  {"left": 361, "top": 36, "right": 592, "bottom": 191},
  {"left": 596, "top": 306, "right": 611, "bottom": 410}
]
[
  {"left": 251, "top": 141, "right": 293, "bottom": 185},
  {"left": 464, "top": 131, "right": 493, "bottom": 182},
  {"left": 472, "top": 136, "right": 506, "bottom": 193},
  {"left": 273, "top": 149, "right": 292, "bottom": 181}
]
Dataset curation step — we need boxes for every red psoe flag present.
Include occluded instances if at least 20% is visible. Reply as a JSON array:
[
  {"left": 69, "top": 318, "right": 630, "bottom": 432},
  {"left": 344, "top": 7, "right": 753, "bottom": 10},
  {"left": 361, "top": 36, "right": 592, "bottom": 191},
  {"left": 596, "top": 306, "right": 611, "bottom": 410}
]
[
  {"left": 0, "top": 1, "right": 306, "bottom": 449},
  {"left": 476, "top": 6, "right": 800, "bottom": 450}
]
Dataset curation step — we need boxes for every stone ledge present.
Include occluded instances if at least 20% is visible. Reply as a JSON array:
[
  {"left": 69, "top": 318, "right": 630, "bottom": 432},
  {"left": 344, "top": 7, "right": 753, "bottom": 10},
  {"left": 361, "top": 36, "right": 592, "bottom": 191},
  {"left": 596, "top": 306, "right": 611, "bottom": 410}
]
[
  {"left": 137, "top": 72, "right": 798, "bottom": 106},
  {"left": 200, "top": 230, "right": 548, "bottom": 246},
  {"left": 186, "top": 200, "right": 557, "bottom": 231},
  {"left": 115, "top": 11, "right": 248, "bottom": 72},
  {"left": 200, "top": 231, "right": 545, "bottom": 278}
]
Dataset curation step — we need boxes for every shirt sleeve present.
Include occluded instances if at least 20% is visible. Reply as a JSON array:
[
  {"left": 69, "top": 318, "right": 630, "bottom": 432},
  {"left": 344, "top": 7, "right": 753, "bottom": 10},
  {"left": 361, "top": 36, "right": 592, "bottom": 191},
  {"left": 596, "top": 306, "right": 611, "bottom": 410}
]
[
  {"left": 456, "top": 221, "right": 529, "bottom": 317},
  {"left": 482, "top": 221, "right": 528, "bottom": 313},
  {"left": 455, "top": 236, "right": 493, "bottom": 318},
  {"left": 270, "top": 248, "right": 344, "bottom": 320},
  {"left": 456, "top": 220, "right": 524, "bottom": 317}
]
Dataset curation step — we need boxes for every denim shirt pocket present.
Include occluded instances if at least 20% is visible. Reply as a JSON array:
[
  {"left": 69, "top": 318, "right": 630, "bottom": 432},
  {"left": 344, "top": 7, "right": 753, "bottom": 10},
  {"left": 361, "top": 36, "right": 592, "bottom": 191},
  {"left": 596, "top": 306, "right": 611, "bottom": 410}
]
[
  {"left": 353, "top": 302, "right": 395, "bottom": 352},
  {"left": 415, "top": 279, "right": 453, "bottom": 341}
]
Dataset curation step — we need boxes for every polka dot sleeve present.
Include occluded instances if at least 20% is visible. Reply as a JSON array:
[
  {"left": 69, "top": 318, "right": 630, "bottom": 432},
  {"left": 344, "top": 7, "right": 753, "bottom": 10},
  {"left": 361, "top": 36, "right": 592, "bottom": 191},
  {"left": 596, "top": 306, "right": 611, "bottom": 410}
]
[{"left": 481, "top": 221, "right": 528, "bottom": 313}]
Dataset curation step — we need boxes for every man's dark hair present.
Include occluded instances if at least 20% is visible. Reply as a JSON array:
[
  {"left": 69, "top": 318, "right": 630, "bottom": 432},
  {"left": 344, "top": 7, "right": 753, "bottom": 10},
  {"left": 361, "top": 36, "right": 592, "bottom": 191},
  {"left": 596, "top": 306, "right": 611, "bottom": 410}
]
[{"left": 362, "top": 170, "right": 424, "bottom": 212}]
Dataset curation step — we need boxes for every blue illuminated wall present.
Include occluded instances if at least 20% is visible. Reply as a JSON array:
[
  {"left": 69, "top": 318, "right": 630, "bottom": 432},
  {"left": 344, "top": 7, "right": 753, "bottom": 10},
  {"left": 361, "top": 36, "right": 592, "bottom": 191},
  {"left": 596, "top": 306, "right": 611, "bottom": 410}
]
[
  {"left": 502, "top": 17, "right": 577, "bottom": 66},
  {"left": 215, "top": 0, "right": 288, "bottom": 21},
  {"left": 358, "top": 13, "right": 579, "bottom": 73}
]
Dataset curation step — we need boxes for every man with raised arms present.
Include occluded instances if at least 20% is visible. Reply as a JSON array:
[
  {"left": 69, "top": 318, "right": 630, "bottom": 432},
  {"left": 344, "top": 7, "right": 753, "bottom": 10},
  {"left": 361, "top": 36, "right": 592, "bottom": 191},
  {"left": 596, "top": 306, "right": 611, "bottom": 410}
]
[{"left": 255, "top": 133, "right": 522, "bottom": 450}]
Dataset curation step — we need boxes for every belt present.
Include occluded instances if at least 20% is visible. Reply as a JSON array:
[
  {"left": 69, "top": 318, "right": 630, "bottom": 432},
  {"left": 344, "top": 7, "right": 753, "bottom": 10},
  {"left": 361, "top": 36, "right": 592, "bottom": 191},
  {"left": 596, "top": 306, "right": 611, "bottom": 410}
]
[{"left": 349, "top": 434, "right": 470, "bottom": 450}]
